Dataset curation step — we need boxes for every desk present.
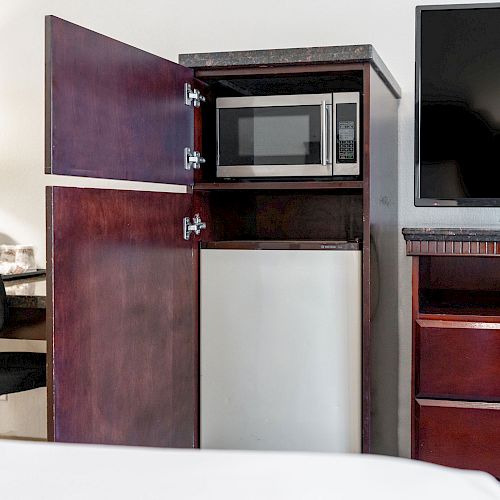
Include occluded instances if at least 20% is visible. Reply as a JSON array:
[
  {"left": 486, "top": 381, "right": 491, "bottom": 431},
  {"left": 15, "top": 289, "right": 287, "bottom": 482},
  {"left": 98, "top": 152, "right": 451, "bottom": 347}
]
[{"left": 3, "top": 276, "right": 46, "bottom": 340}]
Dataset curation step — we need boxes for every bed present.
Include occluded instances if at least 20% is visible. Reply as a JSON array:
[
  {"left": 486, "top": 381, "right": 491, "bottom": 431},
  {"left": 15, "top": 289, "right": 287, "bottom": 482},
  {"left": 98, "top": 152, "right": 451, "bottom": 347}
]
[{"left": 1, "top": 440, "right": 498, "bottom": 499}]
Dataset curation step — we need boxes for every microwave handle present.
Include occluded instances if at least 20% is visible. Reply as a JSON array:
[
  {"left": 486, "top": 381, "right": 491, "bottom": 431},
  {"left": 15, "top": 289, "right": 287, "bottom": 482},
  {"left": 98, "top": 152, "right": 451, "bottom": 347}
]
[{"left": 320, "top": 100, "right": 328, "bottom": 166}]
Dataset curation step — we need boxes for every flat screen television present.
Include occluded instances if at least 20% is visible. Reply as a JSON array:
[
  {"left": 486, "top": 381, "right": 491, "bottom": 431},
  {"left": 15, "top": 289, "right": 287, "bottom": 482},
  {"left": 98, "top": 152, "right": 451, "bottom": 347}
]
[{"left": 416, "top": 4, "right": 500, "bottom": 206}]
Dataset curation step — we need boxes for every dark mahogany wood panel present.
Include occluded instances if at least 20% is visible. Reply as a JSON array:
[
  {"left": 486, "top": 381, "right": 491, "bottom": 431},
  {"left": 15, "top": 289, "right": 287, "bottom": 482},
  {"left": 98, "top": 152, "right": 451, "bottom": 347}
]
[
  {"left": 47, "top": 187, "right": 197, "bottom": 447},
  {"left": 46, "top": 16, "right": 194, "bottom": 185},
  {"left": 416, "top": 400, "right": 500, "bottom": 478},
  {"left": 421, "top": 256, "right": 500, "bottom": 291},
  {"left": 417, "top": 256, "right": 500, "bottom": 315},
  {"left": 417, "top": 321, "right": 500, "bottom": 401}
]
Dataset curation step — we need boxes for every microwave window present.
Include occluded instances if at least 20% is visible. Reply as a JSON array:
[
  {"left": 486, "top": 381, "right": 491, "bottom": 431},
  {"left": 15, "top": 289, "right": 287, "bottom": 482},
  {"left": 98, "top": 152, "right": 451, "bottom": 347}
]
[{"left": 218, "top": 106, "right": 321, "bottom": 166}]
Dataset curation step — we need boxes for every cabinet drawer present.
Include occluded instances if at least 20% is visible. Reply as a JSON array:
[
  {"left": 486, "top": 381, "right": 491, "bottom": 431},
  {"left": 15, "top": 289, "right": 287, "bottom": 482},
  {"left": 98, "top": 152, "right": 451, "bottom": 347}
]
[
  {"left": 416, "top": 320, "right": 500, "bottom": 400},
  {"left": 416, "top": 399, "right": 500, "bottom": 478}
]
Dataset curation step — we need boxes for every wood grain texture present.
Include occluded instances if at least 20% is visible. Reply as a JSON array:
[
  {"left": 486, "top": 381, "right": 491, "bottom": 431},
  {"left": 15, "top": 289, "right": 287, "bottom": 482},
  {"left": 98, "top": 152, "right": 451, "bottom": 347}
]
[
  {"left": 416, "top": 322, "right": 500, "bottom": 401},
  {"left": 46, "top": 16, "right": 194, "bottom": 185},
  {"left": 416, "top": 400, "right": 500, "bottom": 478},
  {"left": 47, "top": 187, "right": 197, "bottom": 447},
  {"left": 410, "top": 253, "right": 500, "bottom": 473}
]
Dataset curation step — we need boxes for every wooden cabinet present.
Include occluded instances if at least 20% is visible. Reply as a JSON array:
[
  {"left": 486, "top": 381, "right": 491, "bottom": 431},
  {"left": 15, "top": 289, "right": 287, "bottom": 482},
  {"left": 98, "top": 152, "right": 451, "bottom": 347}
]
[
  {"left": 404, "top": 229, "right": 500, "bottom": 477},
  {"left": 45, "top": 15, "right": 400, "bottom": 451},
  {"left": 416, "top": 400, "right": 500, "bottom": 476},
  {"left": 416, "top": 321, "right": 500, "bottom": 401}
]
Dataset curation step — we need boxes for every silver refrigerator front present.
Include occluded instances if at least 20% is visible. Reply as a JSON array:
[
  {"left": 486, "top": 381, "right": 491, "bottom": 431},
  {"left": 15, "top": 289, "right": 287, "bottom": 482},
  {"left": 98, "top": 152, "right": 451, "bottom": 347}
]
[{"left": 200, "top": 248, "right": 362, "bottom": 452}]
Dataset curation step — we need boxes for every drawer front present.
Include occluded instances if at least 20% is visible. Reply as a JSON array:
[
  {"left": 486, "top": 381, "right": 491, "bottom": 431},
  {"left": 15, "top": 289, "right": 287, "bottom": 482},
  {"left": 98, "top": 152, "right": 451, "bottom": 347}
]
[
  {"left": 417, "top": 321, "right": 500, "bottom": 400},
  {"left": 416, "top": 400, "right": 500, "bottom": 478}
]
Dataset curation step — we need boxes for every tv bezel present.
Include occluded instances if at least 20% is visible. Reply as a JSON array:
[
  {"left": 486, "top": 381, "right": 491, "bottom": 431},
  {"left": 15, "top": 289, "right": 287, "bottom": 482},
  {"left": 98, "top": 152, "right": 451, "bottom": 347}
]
[{"left": 415, "top": 2, "right": 500, "bottom": 207}]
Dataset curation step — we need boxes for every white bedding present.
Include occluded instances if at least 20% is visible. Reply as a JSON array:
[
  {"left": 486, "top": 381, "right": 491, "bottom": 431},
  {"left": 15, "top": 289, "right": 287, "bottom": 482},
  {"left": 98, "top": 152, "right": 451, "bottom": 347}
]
[{"left": 0, "top": 440, "right": 498, "bottom": 499}]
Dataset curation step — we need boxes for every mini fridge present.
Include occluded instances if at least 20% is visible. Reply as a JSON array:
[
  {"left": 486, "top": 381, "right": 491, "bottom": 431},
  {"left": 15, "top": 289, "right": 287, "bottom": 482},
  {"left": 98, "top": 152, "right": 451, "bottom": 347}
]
[{"left": 200, "top": 246, "right": 362, "bottom": 453}]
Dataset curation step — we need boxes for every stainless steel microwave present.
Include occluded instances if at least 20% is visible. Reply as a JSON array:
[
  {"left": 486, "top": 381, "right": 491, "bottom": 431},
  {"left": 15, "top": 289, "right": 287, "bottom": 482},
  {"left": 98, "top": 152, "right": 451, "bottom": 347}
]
[{"left": 216, "top": 92, "right": 360, "bottom": 178}]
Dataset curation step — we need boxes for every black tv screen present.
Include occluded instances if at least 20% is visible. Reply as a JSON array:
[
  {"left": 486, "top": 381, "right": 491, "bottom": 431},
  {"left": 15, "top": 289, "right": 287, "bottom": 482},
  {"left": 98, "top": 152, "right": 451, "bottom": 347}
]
[{"left": 416, "top": 4, "right": 500, "bottom": 206}]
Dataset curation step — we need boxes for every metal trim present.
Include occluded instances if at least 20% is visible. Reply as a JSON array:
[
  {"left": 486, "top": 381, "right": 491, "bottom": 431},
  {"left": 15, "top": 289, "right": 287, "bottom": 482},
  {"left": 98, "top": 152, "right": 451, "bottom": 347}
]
[
  {"left": 332, "top": 92, "right": 360, "bottom": 176},
  {"left": 216, "top": 93, "right": 332, "bottom": 109},
  {"left": 217, "top": 164, "right": 333, "bottom": 178}
]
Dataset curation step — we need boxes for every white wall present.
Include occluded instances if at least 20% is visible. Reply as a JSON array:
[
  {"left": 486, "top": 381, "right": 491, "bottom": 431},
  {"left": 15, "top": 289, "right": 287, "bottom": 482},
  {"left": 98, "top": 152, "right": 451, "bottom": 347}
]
[{"left": 2, "top": 0, "right": 500, "bottom": 452}]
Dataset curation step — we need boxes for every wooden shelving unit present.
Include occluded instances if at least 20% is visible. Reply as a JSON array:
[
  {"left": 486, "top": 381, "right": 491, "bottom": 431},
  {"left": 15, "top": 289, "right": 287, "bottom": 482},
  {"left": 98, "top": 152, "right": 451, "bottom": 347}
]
[
  {"left": 45, "top": 15, "right": 400, "bottom": 453},
  {"left": 404, "top": 229, "right": 500, "bottom": 478}
]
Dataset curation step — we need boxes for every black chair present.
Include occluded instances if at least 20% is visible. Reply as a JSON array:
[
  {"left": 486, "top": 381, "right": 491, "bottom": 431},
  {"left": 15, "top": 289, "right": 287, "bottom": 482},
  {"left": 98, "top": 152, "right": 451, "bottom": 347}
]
[
  {"left": 0, "top": 277, "right": 46, "bottom": 396},
  {"left": 0, "top": 352, "right": 46, "bottom": 395}
]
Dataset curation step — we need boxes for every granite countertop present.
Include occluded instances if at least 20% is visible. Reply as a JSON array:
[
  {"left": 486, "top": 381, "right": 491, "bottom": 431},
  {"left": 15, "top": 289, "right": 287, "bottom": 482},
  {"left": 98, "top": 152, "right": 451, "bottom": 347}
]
[
  {"left": 4, "top": 275, "right": 46, "bottom": 309},
  {"left": 402, "top": 228, "right": 500, "bottom": 242},
  {"left": 179, "top": 44, "right": 401, "bottom": 99}
]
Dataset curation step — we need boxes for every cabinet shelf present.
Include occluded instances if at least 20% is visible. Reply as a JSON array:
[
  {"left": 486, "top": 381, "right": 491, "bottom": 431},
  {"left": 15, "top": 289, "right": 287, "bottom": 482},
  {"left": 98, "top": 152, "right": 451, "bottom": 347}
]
[
  {"left": 420, "top": 289, "right": 500, "bottom": 317},
  {"left": 418, "top": 312, "right": 500, "bottom": 323},
  {"left": 193, "top": 180, "right": 364, "bottom": 191},
  {"left": 201, "top": 240, "right": 361, "bottom": 251}
]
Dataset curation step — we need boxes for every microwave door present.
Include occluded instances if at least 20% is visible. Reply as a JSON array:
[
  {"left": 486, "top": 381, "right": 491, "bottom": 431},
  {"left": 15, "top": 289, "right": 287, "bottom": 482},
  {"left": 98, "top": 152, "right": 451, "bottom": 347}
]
[{"left": 217, "top": 94, "right": 332, "bottom": 178}]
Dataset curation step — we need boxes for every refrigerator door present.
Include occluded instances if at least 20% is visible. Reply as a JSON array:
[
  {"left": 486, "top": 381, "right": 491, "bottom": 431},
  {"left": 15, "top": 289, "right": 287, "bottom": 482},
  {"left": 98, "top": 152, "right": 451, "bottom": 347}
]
[{"left": 200, "top": 249, "right": 361, "bottom": 452}]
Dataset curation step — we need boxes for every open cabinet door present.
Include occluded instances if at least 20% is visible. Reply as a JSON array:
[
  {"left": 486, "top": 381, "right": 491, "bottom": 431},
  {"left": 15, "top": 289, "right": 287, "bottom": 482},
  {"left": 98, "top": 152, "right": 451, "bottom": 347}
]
[
  {"left": 46, "top": 16, "right": 196, "bottom": 185},
  {"left": 45, "top": 16, "right": 203, "bottom": 446},
  {"left": 47, "top": 187, "right": 198, "bottom": 447}
]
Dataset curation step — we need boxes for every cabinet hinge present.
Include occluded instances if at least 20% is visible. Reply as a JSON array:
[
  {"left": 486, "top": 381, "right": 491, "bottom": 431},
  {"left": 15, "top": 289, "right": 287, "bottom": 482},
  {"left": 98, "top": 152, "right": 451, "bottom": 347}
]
[
  {"left": 185, "top": 83, "right": 205, "bottom": 107},
  {"left": 184, "top": 147, "right": 206, "bottom": 170},
  {"left": 183, "top": 214, "right": 206, "bottom": 241}
]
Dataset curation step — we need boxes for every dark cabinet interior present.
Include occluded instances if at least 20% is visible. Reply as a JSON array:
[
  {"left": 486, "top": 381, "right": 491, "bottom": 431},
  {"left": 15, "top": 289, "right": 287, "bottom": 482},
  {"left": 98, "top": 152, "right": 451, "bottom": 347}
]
[
  {"left": 197, "top": 190, "right": 363, "bottom": 242},
  {"left": 46, "top": 15, "right": 400, "bottom": 453},
  {"left": 419, "top": 256, "right": 500, "bottom": 316},
  {"left": 195, "top": 71, "right": 365, "bottom": 184}
]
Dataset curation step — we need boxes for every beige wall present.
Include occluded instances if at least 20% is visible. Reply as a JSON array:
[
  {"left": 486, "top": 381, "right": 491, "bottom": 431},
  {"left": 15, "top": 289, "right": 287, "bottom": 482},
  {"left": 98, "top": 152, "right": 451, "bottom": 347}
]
[{"left": 2, "top": 0, "right": 499, "bottom": 451}]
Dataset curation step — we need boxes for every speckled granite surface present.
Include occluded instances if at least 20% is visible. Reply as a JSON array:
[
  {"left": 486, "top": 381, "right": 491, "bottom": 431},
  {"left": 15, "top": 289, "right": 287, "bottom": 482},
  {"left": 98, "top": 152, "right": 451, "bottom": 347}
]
[
  {"left": 402, "top": 228, "right": 500, "bottom": 242},
  {"left": 179, "top": 44, "right": 401, "bottom": 98},
  {"left": 5, "top": 276, "right": 46, "bottom": 309}
]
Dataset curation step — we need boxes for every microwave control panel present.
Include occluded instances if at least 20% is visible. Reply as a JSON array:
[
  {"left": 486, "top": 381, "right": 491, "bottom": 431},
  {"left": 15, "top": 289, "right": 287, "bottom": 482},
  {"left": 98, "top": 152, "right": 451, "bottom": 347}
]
[
  {"left": 337, "top": 117, "right": 356, "bottom": 161},
  {"left": 333, "top": 93, "right": 360, "bottom": 176}
]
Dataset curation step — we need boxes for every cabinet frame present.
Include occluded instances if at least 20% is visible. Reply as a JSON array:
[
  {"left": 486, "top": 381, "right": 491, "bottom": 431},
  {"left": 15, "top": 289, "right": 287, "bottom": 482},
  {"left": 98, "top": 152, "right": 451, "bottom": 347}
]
[
  {"left": 405, "top": 230, "right": 500, "bottom": 476},
  {"left": 45, "top": 15, "right": 400, "bottom": 453}
]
